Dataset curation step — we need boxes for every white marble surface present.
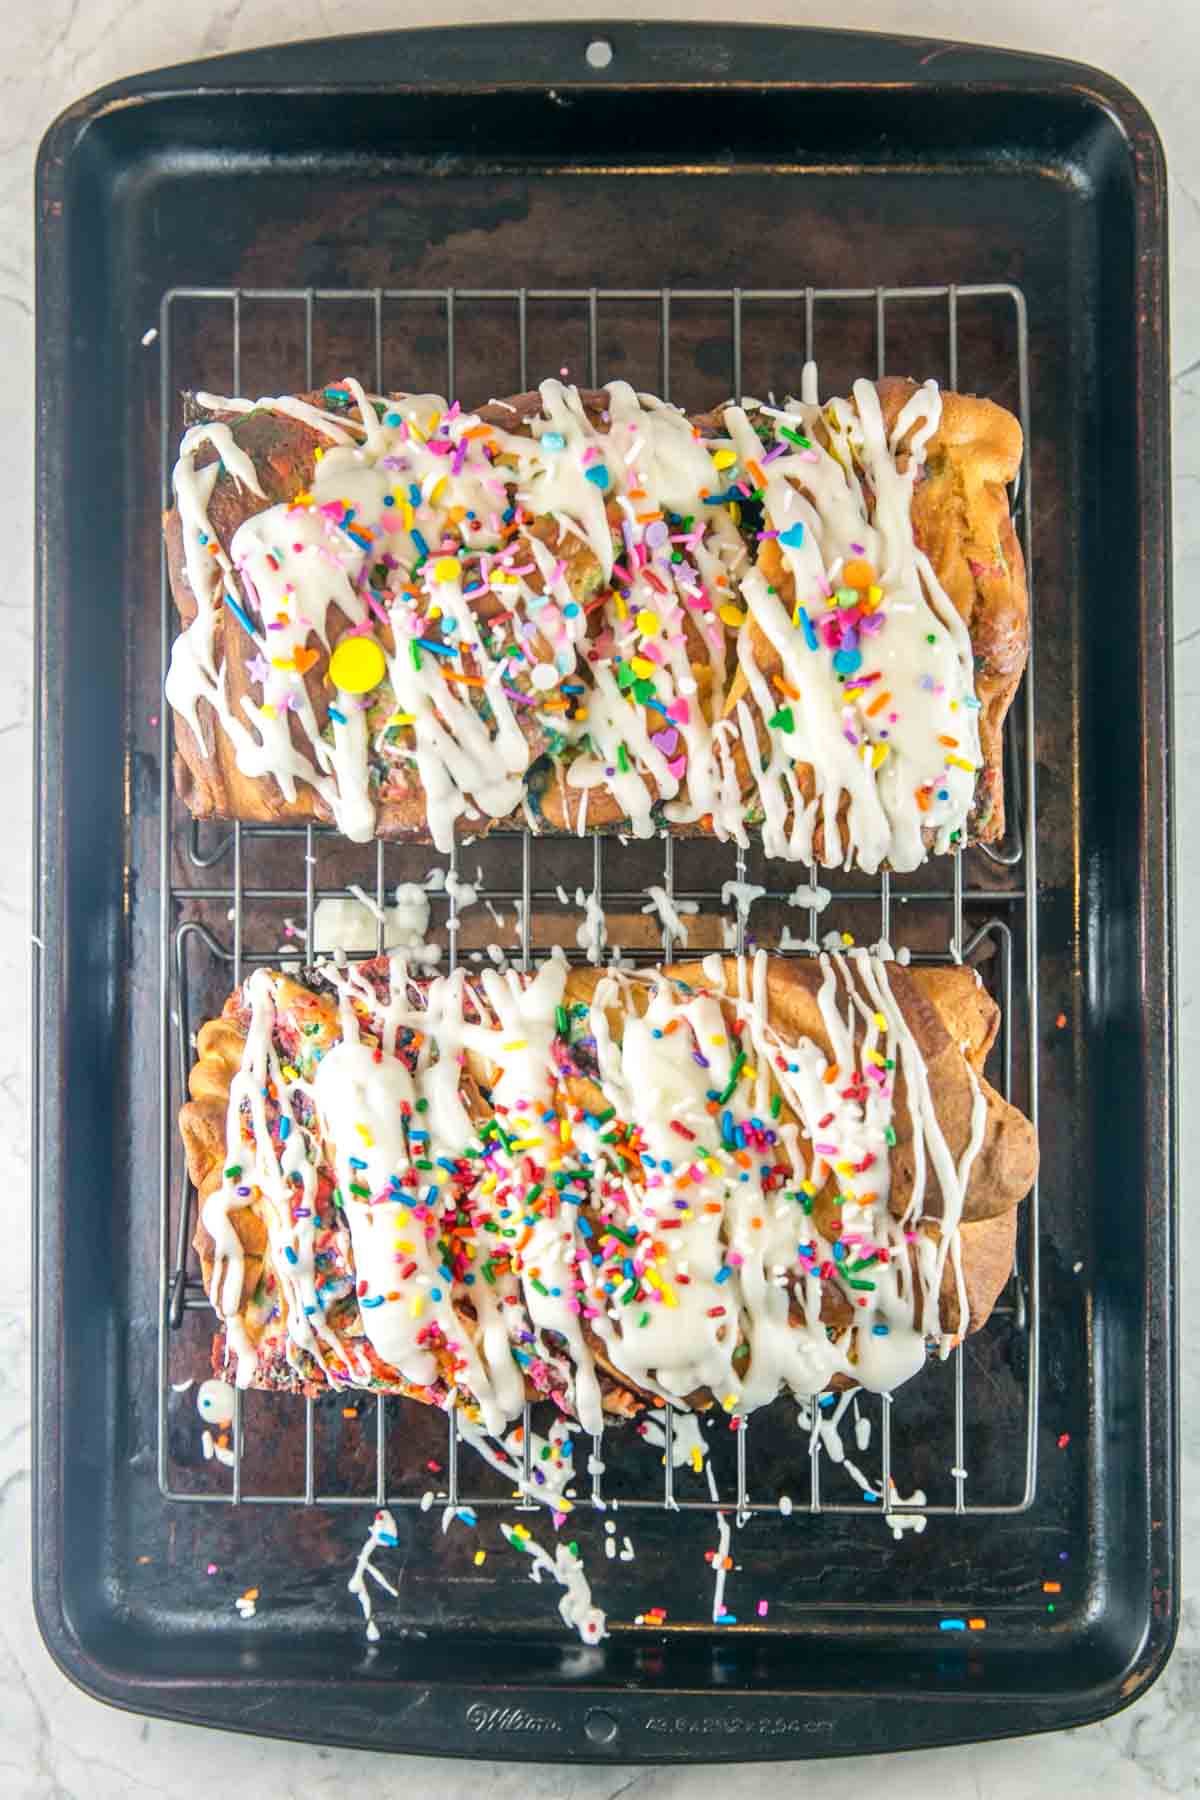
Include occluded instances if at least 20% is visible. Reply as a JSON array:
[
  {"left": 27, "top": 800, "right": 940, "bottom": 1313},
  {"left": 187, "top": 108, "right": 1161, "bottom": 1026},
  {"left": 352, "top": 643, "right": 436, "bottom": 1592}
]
[{"left": 5, "top": 0, "right": 1198, "bottom": 1793}]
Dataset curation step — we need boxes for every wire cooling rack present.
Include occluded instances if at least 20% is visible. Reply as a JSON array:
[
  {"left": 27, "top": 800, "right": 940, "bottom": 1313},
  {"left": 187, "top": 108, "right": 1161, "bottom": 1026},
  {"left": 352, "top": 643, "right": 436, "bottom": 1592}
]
[{"left": 157, "top": 284, "right": 1038, "bottom": 1517}]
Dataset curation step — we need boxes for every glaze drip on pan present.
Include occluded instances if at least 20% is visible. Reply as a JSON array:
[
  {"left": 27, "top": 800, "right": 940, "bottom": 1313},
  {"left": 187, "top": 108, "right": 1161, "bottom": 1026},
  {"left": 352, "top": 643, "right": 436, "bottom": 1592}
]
[{"left": 165, "top": 369, "right": 1026, "bottom": 870}]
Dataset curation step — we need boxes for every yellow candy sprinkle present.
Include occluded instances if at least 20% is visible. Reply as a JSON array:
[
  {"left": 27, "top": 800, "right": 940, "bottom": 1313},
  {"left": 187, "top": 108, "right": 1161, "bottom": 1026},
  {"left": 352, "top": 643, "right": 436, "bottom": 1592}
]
[
  {"left": 434, "top": 556, "right": 460, "bottom": 582},
  {"left": 946, "top": 754, "right": 976, "bottom": 772},
  {"left": 719, "top": 604, "right": 747, "bottom": 628},
  {"left": 728, "top": 501, "right": 742, "bottom": 525},
  {"left": 873, "top": 1011, "right": 887, "bottom": 1031},
  {"left": 841, "top": 932, "right": 854, "bottom": 946},
  {"left": 356, "top": 1123, "right": 374, "bottom": 1145},
  {"left": 474, "top": 1550, "right": 487, "bottom": 1566},
  {"left": 631, "top": 656, "right": 656, "bottom": 678},
  {"left": 871, "top": 743, "right": 890, "bottom": 770},
  {"left": 503, "top": 1039, "right": 528, "bottom": 1051},
  {"left": 636, "top": 609, "right": 660, "bottom": 636},
  {"left": 690, "top": 1446, "right": 704, "bottom": 1473},
  {"left": 868, "top": 584, "right": 883, "bottom": 604},
  {"left": 711, "top": 449, "right": 737, "bottom": 471},
  {"left": 329, "top": 636, "right": 387, "bottom": 694},
  {"left": 410, "top": 1296, "right": 424, "bottom": 1319},
  {"left": 260, "top": 703, "right": 276, "bottom": 719},
  {"left": 400, "top": 501, "right": 415, "bottom": 530}
]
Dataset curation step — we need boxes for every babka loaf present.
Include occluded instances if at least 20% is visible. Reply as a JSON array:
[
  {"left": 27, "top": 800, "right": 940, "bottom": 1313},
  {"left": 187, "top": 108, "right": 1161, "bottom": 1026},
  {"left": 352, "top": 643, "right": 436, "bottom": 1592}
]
[
  {"left": 180, "top": 951, "right": 1037, "bottom": 1435},
  {"left": 164, "top": 372, "right": 1027, "bottom": 870}
]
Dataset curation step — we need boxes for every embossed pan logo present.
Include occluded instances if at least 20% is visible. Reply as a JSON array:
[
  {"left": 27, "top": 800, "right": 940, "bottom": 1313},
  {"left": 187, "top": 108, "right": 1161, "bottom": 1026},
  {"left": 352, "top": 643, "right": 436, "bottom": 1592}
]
[{"left": 465, "top": 1704, "right": 562, "bottom": 1735}]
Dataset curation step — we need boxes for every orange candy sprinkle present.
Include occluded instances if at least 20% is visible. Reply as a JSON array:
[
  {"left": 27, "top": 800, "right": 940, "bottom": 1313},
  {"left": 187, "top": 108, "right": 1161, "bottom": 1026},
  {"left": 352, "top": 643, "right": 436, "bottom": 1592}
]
[{"left": 842, "top": 558, "right": 876, "bottom": 589}]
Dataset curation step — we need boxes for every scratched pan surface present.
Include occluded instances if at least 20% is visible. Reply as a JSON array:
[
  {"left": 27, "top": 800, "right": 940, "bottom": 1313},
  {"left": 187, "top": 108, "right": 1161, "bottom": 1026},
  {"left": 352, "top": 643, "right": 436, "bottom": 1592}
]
[{"left": 33, "top": 22, "right": 1174, "bottom": 1762}]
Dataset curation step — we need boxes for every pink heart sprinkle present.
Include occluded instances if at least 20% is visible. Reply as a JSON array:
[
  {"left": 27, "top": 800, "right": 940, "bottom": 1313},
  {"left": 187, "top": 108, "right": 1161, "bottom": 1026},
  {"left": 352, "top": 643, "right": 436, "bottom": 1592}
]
[
  {"left": 667, "top": 754, "right": 688, "bottom": 780},
  {"left": 667, "top": 698, "right": 690, "bottom": 724}
]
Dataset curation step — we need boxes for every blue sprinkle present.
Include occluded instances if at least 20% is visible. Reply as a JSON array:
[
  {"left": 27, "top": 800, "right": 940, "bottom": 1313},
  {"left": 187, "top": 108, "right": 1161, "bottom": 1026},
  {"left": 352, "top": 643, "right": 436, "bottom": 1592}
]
[
  {"left": 797, "top": 606, "right": 819, "bottom": 653},
  {"left": 939, "top": 1619, "right": 967, "bottom": 1632},
  {"left": 585, "top": 465, "right": 610, "bottom": 488},
  {"left": 863, "top": 1489, "right": 878, "bottom": 1502},
  {"left": 963, "top": 696, "right": 982, "bottom": 709},
  {"left": 457, "top": 1506, "right": 478, "bottom": 1525},
  {"left": 872, "top": 1323, "right": 890, "bottom": 1336},
  {"left": 328, "top": 707, "right": 346, "bottom": 724},
  {"left": 429, "top": 1287, "right": 442, "bottom": 1302},
  {"left": 283, "top": 1246, "right": 298, "bottom": 1265},
  {"left": 384, "top": 411, "right": 402, "bottom": 426},
  {"left": 378, "top": 1531, "right": 399, "bottom": 1546},
  {"left": 715, "top": 1266, "right": 733, "bottom": 1285},
  {"left": 502, "top": 506, "right": 516, "bottom": 525},
  {"left": 408, "top": 484, "right": 422, "bottom": 506},
  {"left": 279, "top": 1117, "right": 290, "bottom": 1140},
  {"left": 349, "top": 1156, "right": 367, "bottom": 1169},
  {"left": 360, "top": 1294, "right": 385, "bottom": 1309},
  {"left": 223, "top": 594, "right": 259, "bottom": 640},
  {"left": 425, "top": 1186, "right": 438, "bottom": 1205},
  {"left": 832, "top": 648, "right": 862, "bottom": 676},
  {"left": 411, "top": 529, "right": 430, "bottom": 559},
  {"left": 303, "top": 1304, "right": 317, "bottom": 1316},
  {"left": 778, "top": 522, "right": 806, "bottom": 548},
  {"left": 541, "top": 431, "right": 566, "bottom": 451},
  {"left": 435, "top": 1157, "right": 457, "bottom": 1173},
  {"left": 417, "top": 638, "right": 455, "bottom": 657},
  {"left": 563, "top": 602, "right": 580, "bottom": 617},
  {"left": 832, "top": 1241, "right": 845, "bottom": 1262}
]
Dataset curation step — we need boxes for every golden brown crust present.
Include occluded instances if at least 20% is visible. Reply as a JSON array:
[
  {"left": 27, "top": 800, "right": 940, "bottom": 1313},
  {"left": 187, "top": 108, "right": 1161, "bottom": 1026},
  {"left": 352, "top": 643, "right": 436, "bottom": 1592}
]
[{"left": 185, "top": 955, "right": 1035, "bottom": 1406}]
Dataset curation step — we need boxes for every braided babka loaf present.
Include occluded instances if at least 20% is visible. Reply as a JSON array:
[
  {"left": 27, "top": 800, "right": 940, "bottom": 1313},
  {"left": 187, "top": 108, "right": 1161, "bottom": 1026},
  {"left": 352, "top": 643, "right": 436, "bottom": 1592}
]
[
  {"left": 165, "top": 373, "right": 1026, "bottom": 871},
  {"left": 180, "top": 951, "right": 1037, "bottom": 1435}
]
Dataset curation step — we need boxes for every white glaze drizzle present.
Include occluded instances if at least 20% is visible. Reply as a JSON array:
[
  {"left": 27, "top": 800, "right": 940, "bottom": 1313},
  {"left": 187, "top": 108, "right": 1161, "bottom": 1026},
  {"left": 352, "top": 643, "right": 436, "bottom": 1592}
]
[{"left": 348, "top": 1508, "right": 401, "bottom": 1642}]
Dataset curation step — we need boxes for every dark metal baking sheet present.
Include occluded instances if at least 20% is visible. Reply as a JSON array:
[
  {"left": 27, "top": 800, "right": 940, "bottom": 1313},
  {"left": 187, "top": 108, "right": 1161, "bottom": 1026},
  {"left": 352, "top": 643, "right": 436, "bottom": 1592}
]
[{"left": 33, "top": 21, "right": 1175, "bottom": 1762}]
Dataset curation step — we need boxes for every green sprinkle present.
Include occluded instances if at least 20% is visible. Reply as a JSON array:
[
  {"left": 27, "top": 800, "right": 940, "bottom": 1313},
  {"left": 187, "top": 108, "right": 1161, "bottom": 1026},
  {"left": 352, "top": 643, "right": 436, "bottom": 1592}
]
[
  {"left": 481, "top": 1260, "right": 496, "bottom": 1285},
  {"left": 638, "top": 1311, "right": 650, "bottom": 1327},
  {"left": 779, "top": 425, "right": 812, "bottom": 449},
  {"left": 767, "top": 706, "right": 794, "bottom": 733},
  {"left": 620, "top": 1282, "right": 640, "bottom": 1304},
  {"left": 526, "top": 1183, "right": 544, "bottom": 1204},
  {"left": 410, "top": 640, "right": 422, "bottom": 670},
  {"left": 884, "top": 1125, "right": 897, "bottom": 1146},
  {"left": 416, "top": 1098, "right": 429, "bottom": 1112},
  {"left": 532, "top": 1278, "right": 549, "bottom": 1297},
  {"left": 770, "top": 1092, "right": 782, "bottom": 1118},
  {"left": 594, "top": 1106, "right": 616, "bottom": 1124},
  {"left": 617, "top": 743, "right": 630, "bottom": 773},
  {"left": 717, "top": 1049, "right": 746, "bottom": 1106},
  {"left": 349, "top": 1183, "right": 370, "bottom": 1198},
  {"left": 555, "top": 1005, "right": 569, "bottom": 1035},
  {"left": 844, "top": 1276, "right": 877, "bottom": 1291},
  {"left": 224, "top": 1165, "right": 242, "bottom": 1180}
]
